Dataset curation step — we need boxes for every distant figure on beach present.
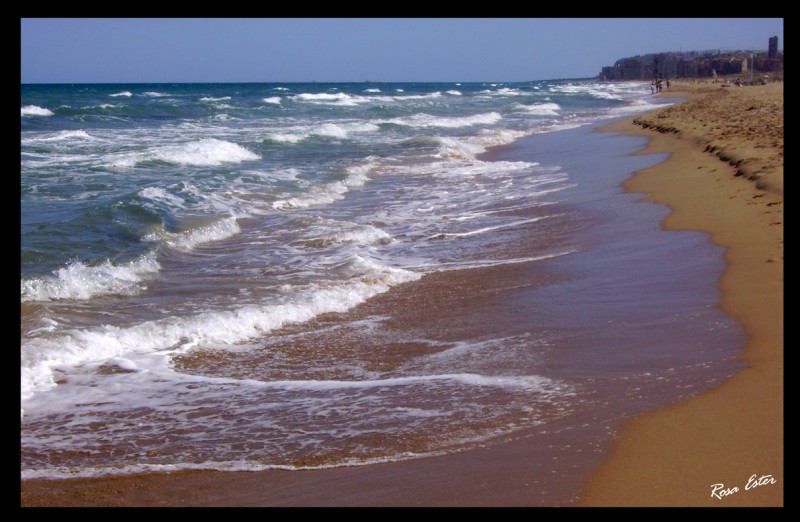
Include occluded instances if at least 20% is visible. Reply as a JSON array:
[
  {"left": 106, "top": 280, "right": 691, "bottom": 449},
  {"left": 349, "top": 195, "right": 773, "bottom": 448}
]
[
  {"left": 650, "top": 81, "right": 655, "bottom": 94},
  {"left": 666, "top": 78, "right": 671, "bottom": 90}
]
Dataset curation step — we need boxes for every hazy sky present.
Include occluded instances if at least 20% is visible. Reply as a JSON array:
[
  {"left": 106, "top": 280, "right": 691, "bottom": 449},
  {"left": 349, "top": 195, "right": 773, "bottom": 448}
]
[{"left": 21, "top": 18, "right": 784, "bottom": 83}]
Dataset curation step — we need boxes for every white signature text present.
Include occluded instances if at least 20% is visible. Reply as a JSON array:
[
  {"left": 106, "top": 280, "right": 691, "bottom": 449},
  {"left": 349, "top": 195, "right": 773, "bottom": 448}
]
[{"left": 710, "top": 474, "right": 777, "bottom": 499}]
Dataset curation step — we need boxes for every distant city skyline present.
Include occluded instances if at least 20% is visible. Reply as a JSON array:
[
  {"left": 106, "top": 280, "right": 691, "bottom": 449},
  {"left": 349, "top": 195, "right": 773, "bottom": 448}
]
[{"left": 21, "top": 18, "right": 784, "bottom": 83}]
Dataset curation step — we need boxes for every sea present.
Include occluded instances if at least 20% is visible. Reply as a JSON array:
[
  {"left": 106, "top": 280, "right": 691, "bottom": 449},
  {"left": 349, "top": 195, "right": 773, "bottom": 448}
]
[{"left": 20, "top": 81, "right": 745, "bottom": 492}]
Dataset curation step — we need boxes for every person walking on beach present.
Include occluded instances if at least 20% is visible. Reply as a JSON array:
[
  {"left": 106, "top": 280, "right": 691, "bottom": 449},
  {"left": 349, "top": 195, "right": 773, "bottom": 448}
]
[
  {"left": 666, "top": 78, "right": 671, "bottom": 90},
  {"left": 650, "top": 81, "right": 655, "bottom": 94}
]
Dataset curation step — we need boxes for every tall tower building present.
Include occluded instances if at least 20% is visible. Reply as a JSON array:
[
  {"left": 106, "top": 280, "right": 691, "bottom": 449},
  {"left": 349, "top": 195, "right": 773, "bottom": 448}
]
[{"left": 769, "top": 36, "right": 778, "bottom": 59}]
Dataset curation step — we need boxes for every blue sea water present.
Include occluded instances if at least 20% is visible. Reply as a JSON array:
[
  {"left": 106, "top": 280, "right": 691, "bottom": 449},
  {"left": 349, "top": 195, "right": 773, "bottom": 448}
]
[{"left": 21, "top": 81, "right": 743, "bottom": 486}]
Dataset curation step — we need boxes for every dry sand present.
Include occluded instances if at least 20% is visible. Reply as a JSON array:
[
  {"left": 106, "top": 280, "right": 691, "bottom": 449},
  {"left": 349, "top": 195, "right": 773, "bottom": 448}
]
[{"left": 580, "top": 81, "right": 783, "bottom": 506}]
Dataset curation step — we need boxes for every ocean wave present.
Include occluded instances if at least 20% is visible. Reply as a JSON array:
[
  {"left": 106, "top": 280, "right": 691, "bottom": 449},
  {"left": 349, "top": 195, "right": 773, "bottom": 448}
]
[
  {"left": 550, "top": 83, "right": 623, "bottom": 100},
  {"left": 262, "top": 97, "right": 282, "bottom": 104},
  {"left": 20, "top": 253, "right": 161, "bottom": 303},
  {"left": 142, "top": 92, "right": 169, "bottom": 97},
  {"left": 20, "top": 256, "right": 419, "bottom": 400},
  {"left": 200, "top": 96, "right": 232, "bottom": 102},
  {"left": 392, "top": 92, "right": 441, "bottom": 100},
  {"left": 82, "top": 103, "right": 119, "bottom": 110},
  {"left": 290, "top": 92, "right": 367, "bottom": 106},
  {"left": 109, "top": 91, "right": 132, "bottom": 97},
  {"left": 513, "top": 102, "right": 561, "bottom": 116},
  {"left": 138, "top": 186, "right": 187, "bottom": 209},
  {"left": 386, "top": 111, "right": 502, "bottom": 129},
  {"left": 446, "top": 90, "right": 463, "bottom": 96},
  {"left": 430, "top": 128, "right": 528, "bottom": 160},
  {"left": 21, "top": 105, "right": 54, "bottom": 117},
  {"left": 108, "top": 138, "right": 260, "bottom": 167},
  {"left": 480, "top": 88, "right": 525, "bottom": 96},
  {"left": 266, "top": 122, "right": 380, "bottom": 144},
  {"left": 142, "top": 216, "right": 241, "bottom": 252},
  {"left": 272, "top": 161, "right": 376, "bottom": 209},
  {"left": 330, "top": 224, "right": 391, "bottom": 246},
  {"left": 22, "top": 130, "right": 94, "bottom": 143},
  {"left": 363, "top": 88, "right": 381, "bottom": 93},
  {"left": 295, "top": 218, "right": 391, "bottom": 248}
]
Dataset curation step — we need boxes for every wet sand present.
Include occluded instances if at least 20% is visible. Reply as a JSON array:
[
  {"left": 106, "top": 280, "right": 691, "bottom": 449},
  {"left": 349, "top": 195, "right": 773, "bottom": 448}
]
[{"left": 580, "top": 81, "right": 783, "bottom": 506}]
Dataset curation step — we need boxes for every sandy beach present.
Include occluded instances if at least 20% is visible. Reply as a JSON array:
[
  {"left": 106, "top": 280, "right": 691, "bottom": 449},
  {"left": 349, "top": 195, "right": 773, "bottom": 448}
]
[
  {"left": 581, "top": 81, "right": 784, "bottom": 506},
  {"left": 20, "top": 82, "right": 783, "bottom": 507}
]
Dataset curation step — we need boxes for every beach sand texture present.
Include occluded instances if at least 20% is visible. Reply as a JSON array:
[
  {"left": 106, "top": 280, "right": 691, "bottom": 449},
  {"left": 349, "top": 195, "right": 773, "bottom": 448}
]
[
  {"left": 581, "top": 81, "right": 783, "bottom": 506},
  {"left": 20, "top": 82, "right": 783, "bottom": 507}
]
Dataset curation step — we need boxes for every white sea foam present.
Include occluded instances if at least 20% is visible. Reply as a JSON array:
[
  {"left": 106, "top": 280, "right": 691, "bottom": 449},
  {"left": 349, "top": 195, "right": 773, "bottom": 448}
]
[
  {"left": 430, "top": 128, "right": 528, "bottom": 160},
  {"left": 142, "top": 92, "right": 169, "bottom": 97},
  {"left": 393, "top": 92, "right": 441, "bottom": 100},
  {"left": 395, "top": 89, "right": 404, "bottom": 92},
  {"left": 200, "top": 96, "right": 232, "bottom": 102},
  {"left": 363, "top": 88, "right": 381, "bottom": 93},
  {"left": 515, "top": 102, "right": 561, "bottom": 116},
  {"left": 331, "top": 224, "right": 391, "bottom": 245},
  {"left": 260, "top": 372, "right": 558, "bottom": 391},
  {"left": 108, "top": 139, "right": 259, "bottom": 167},
  {"left": 267, "top": 122, "right": 380, "bottom": 144},
  {"left": 273, "top": 87, "right": 289, "bottom": 91},
  {"left": 21, "top": 105, "right": 54, "bottom": 117},
  {"left": 23, "top": 130, "right": 93, "bottom": 143},
  {"left": 142, "top": 216, "right": 241, "bottom": 251},
  {"left": 429, "top": 216, "right": 550, "bottom": 239},
  {"left": 297, "top": 218, "right": 391, "bottom": 248},
  {"left": 412, "top": 250, "right": 576, "bottom": 273},
  {"left": 387, "top": 111, "right": 502, "bottom": 129},
  {"left": 291, "top": 92, "right": 360, "bottom": 105},
  {"left": 273, "top": 162, "right": 376, "bottom": 209},
  {"left": 109, "top": 91, "right": 132, "bottom": 97},
  {"left": 20, "top": 253, "right": 161, "bottom": 303},
  {"left": 20, "top": 256, "right": 419, "bottom": 400},
  {"left": 262, "top": 96, "right": 282, "bottom": 104},
  {"left": 550, "top": 83, "right": 623, "bottom": 100},
  {"left": 138, "top": 186, "right": 186, "bottom": 209},
  {"left": 446, "top": 90, "right": 463, "bottom": 96},
  {"left": 480, "top": 88, "right": 524, "bottom": 96}
]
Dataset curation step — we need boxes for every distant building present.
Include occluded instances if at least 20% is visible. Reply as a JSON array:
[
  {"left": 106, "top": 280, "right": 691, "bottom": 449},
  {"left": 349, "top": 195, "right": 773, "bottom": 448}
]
[
  {"left": 769, "top": 36, "right": 778, "bottom": 59},
  {"left": 621, "top": 58, "right": 643, "bottom": 80},
  {"left": 597, "top": 42, "right": 782, "bottom": 81}
]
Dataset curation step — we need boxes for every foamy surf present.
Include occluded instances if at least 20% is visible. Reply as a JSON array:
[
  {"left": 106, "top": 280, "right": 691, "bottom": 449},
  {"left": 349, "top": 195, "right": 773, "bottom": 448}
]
[
  {"left": 387, "top": 111, "right": 502, "bottom": 128},
  {"left": 272, "top": 162, "right": 375, "bottom": 209},
  {"left": 20, "top": 253, "right": 161, "bottom": 303},
  {"left": 21, "top": 105, "right": 54, "bottom": 117},
  {"left": 21, "top": 256, "right": 420, "bottom": 401},
  {"left": 142, "top": 216, "right": 241, "bottom": 252},
  {"left": 266, "top": 122, "right": 380, "bottom": 144},
  {"left": 108, "top": 138, "right": 259, "bottom": 167}
]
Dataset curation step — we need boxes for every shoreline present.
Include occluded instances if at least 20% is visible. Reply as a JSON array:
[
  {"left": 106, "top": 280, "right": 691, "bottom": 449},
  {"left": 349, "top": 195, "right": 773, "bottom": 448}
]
[
  {"left": 580, "top": 82, "right": 783, "bottom": 506},
  {"left": 20, "top": 83, "right": 782, "bottom": 507}
]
